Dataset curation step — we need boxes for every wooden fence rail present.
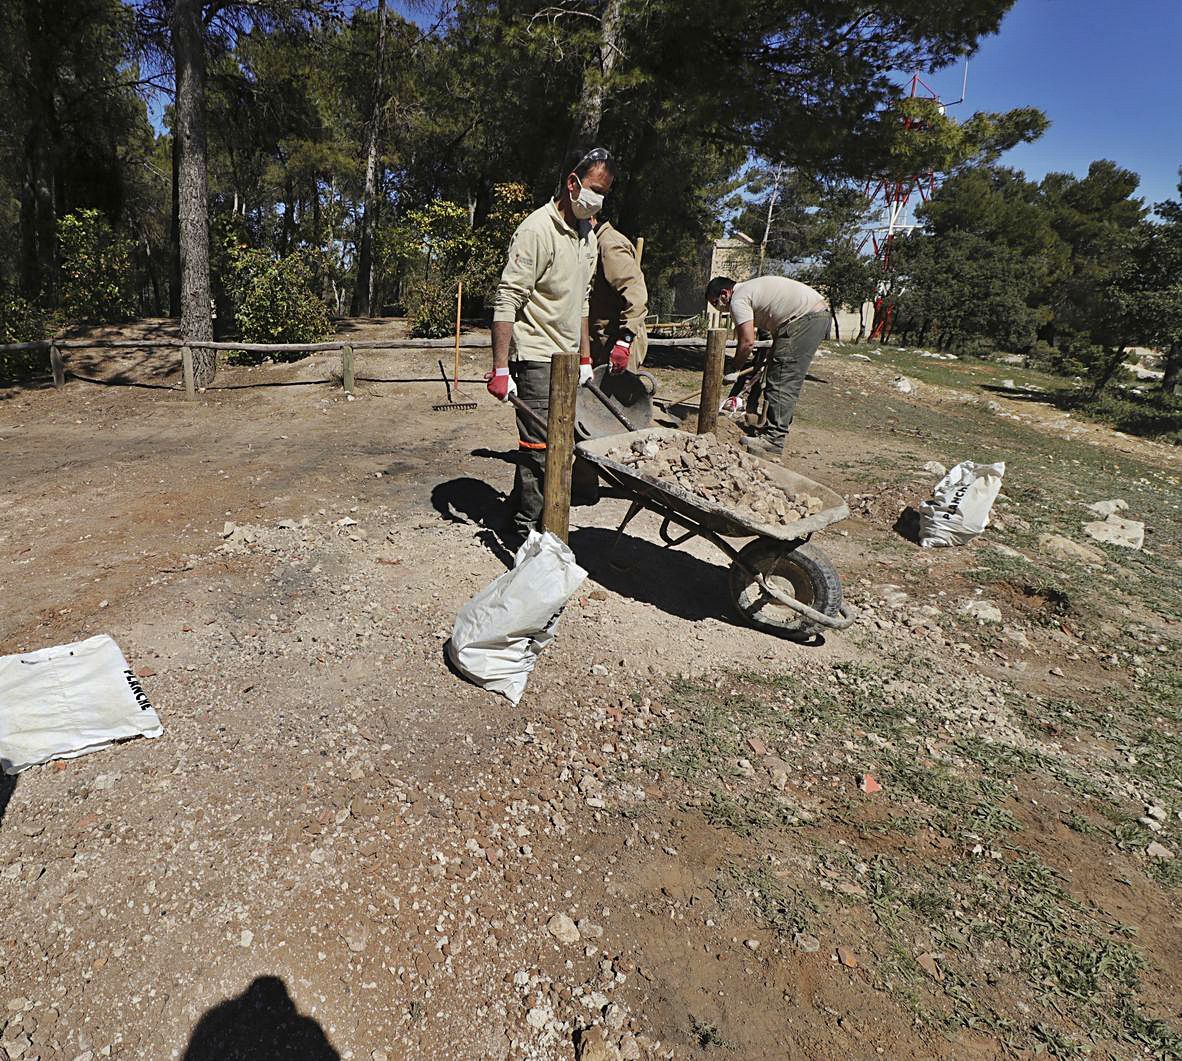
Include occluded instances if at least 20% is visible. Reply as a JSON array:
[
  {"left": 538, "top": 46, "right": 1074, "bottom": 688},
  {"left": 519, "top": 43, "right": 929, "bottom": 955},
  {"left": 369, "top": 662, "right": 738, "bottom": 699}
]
[{"left": 0, "top": 333, "right": 747, "bottom": 400}]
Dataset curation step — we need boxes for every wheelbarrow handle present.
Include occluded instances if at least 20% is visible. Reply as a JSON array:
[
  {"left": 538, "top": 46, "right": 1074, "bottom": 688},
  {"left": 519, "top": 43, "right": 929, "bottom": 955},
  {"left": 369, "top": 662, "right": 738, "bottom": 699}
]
[{"left": 585, "top": 379, "right": 639, "bottom": 433}]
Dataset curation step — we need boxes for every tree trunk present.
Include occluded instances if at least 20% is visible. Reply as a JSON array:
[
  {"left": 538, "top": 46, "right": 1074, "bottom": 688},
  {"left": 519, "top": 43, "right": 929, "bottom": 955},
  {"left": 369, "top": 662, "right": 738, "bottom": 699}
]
[
  {"left": 1160, "top": 340, "right": 1180, "bottom": 395},
  {"left": 569, "top": 0, "right": 623, "bottom": 151},
  {"left": 169, "top": 131, "right": 181, "bottom": 316},
  {"left": 830, "top": 310, "right": 840, "bottom": 342},
  {"left": 1091, "top": 345, "right": 1129, "bottom": 397},
  {"left": 352, "top": 0, "right": 387, "bottom": 318},
  {"left": 172, "top": 0, "right": 213, "bottom": 384}
]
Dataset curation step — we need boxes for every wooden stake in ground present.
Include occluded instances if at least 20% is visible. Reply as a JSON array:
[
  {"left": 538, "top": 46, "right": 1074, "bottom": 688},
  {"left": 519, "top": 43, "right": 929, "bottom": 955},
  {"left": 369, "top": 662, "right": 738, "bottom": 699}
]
[
  {"left": 697, "top": 327, "right": 727, "bottom": 434},
  {"left": 541, "top": 352, "right": 579, "bottom": 542}
]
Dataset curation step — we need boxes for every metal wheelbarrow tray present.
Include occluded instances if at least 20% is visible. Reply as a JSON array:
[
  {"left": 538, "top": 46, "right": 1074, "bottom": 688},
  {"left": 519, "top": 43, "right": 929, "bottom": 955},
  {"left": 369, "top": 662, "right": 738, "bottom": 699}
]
[{"left": 576, "top": 427, "right": 857, "bottom": 637}]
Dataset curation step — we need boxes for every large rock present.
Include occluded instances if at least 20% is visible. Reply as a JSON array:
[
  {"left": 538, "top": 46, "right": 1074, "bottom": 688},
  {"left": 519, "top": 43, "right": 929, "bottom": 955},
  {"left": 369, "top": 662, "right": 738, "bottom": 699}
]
[
  {"left": 1037, "top": 533, "right": 1106, "bottom": 566},
  {"left": 1083, "top": 516, "right": 1144, "bottom": 550},
  {"left": 576, "top": 1026, "right": 622, "bottom": 1061},
  {"left": 960, "top": 600, "right": 1002, "bottom": 624},
  {"left": 1087, "top": 498, "right": 1128, "bottom": 518}
]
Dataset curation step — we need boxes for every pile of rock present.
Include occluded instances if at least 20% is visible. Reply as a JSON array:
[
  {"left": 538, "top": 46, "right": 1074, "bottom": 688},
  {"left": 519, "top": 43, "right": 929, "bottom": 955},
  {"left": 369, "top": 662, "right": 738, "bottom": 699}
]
[{"left": 606, "top": 433, "right": 825, "bottom": 527}]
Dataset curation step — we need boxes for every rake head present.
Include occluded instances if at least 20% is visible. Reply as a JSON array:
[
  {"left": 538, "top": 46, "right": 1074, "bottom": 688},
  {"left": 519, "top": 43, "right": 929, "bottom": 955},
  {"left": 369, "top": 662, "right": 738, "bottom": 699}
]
[{"left": 432, "top": 395, "right": 478, "bottom": 412}]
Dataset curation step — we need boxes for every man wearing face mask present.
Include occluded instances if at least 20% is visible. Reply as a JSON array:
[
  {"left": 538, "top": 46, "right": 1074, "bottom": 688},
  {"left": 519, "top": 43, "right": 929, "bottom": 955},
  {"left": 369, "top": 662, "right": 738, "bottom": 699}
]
[{"left": 488, "top": 147, "right": 617, "bottom": 542}]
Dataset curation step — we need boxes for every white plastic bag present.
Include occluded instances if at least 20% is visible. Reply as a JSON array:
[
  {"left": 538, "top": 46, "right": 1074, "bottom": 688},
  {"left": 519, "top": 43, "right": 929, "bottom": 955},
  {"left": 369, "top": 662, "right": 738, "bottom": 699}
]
[
  {"left": 0, "top": 635, "right": 164, "bottom": 774},
  {"left": 918, "top": 461, "right": 1006, "bottom": 548},
  {"left": 448, "top": 530, "right": 587, "bottom": 705}
]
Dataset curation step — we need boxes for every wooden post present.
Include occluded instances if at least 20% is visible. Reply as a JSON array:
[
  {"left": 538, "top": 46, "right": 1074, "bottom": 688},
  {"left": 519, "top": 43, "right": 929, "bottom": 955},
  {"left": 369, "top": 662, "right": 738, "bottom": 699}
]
[
  {"left": 541, "top": 351, "right": 579, "bottom": 543},
  {"left": 697, "top": 327, "right": 726, "bottom": 435},
  {"left": 635, "top": 236, "right": 644, "bottom": 265},
  {"left": 341, "top": 344, "right": 355, "bottom": 394},
  {"left": 49, "top": 343, "right": 65, "bottom": 388},
  {"left": 181, "top": 345, "right": 195, "bottom": 398}
]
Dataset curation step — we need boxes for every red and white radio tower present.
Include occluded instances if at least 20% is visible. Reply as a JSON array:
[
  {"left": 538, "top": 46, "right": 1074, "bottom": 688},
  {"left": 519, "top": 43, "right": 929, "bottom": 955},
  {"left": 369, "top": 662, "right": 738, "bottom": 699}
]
[{"left": 863, "top": 68, "right": 966, "bottom": 340}]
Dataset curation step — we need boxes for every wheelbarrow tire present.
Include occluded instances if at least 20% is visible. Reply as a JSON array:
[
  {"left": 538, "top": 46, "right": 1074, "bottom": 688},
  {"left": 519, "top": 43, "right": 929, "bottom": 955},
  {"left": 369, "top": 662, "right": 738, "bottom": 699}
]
[{"left": 729, "top": 540, "right": 843, "bottom": 638}]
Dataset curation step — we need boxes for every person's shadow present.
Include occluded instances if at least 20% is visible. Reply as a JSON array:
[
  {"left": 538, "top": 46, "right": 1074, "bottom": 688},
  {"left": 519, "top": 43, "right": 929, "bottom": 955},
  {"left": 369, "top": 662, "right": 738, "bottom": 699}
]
[
  {"left": 182, "top": 976, "right": 338, "bottom": 1061},
  {"left": 431, "top": 476, "right": 518, "bottom": 567}
]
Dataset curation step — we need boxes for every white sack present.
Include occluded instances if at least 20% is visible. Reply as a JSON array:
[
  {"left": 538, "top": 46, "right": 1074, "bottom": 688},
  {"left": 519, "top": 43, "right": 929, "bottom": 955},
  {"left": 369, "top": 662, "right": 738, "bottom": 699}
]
[
  {"left": 919, "top": 460, "right": 1006, "bottom": 548},
  {"left": 0, "top": 635, "right": 163, "bottom": 774},
  {"left": 448, "top": 530, "right": 587, "bottom": 705}
]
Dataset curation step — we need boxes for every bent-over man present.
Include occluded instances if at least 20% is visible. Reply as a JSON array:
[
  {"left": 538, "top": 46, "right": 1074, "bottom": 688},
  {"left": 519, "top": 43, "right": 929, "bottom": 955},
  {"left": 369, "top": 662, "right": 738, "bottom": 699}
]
[{"left": 705, "top": 274, "right": 829, "bottom": 459}]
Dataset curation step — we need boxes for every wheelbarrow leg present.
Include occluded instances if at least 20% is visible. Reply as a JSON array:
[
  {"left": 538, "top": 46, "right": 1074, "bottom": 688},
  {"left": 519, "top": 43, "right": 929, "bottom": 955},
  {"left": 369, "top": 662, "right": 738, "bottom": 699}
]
[{"left": 607, "top": 499, "right": 646, "bottom": 570}]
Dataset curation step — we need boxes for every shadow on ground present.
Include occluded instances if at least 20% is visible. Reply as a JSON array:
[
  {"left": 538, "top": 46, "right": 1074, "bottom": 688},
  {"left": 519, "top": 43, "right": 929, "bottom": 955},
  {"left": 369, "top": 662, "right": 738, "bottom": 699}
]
[
  {"left": 182, "top": 976, "right": 338, "bottom": 1061},
  {"left": 569, "top": 526, "right": 735, "bottom": 625},
  {"left": 0, "top": 773, "right": 15, "bottom": 829}
]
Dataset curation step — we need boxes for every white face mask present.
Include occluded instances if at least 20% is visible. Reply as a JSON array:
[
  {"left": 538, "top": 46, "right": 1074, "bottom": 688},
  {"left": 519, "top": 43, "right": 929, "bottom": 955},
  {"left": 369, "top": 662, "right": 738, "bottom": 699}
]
[{"left": 570, "top": 176, "right": 604, "bottom": 220}]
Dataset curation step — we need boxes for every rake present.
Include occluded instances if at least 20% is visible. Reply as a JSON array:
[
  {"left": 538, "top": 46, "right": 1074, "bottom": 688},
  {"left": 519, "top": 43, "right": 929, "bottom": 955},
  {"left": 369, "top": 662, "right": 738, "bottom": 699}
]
[{"left": 432, "top": 281, "right": 477, "bottom": 412}]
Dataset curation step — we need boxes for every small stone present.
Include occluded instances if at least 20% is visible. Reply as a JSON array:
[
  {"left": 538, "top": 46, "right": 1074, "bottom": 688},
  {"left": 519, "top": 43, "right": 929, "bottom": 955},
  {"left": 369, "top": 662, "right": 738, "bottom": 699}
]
[
  {"left": 746, "top": 736, "right": 768, "bottom": 757},
  {"left": 837, "top": 946, "right": 859, "bottom": 968},
  {"left": 547, "top": 913, "right": 580, "bottom": 945},
  {"left": 915, "top": 952, "right": 942, "bottom": 980},
  {"left": 1146, "top": 842, "right": 1174, "bottom": 860},
  {"left": 603, "top": 1003, "right": 627, "bottom": 1031},
  {"left": 526, "top": 1005, "right": 550, "bottom": 1031},
  {"left": 134, "top": 666, "right": 157, "bottom": 678},
  {"left": 1086, "top": 499, "right": 1128, "bottom": 518},
  {"left": 591, "top": 664, "right": 609, "bottom": 677},
  {"left": 238, "top": 930, "right": 253, "bottom": 948},
  {"left": 891, "top": 375, "right": 916, "bottom": 394},
  {"left": 922, "top": 461, "right": 947, "bottom": 478},
  {"left": 1147, "top": 806, "right": 1167, "bottom": 822},
  {"left": 576, "top": 919, "right": 604, "bottom": 940},
  {"left": 589, "top": 590, "right": 608, "bottom": 602},
  {"left": 309, "top": 849, "right": 326, "bottom": 864},
  {"left": 575, "top": 1026, "right": 620, "bottom": 1061},
  {"left": 794, "top": 933, "right": 821, "bottom": 953},
  {"left": 619, "top": 1034, "right": 641, "bottom": 1061},
  {"left": 960, "top": 600, "right": 1002, "bottom": 624},
  {"left": 859, "top": 774, "right": 882, "bottom": 794},
  {"left": 744, "top": 938, "right": 760, "bottom": 951},
  {"left": 343, "top": 924, "right": 369, "bottom": 953},
  {"left": 221, "top": 522, "right": 237, "bottom": 538}
]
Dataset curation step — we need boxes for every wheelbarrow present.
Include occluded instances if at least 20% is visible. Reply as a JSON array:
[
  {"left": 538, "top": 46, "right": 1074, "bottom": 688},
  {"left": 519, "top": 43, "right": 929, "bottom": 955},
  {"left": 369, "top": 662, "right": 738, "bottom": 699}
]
[{"left": 575, "top": 428, "right": 857, "bottom": 638}]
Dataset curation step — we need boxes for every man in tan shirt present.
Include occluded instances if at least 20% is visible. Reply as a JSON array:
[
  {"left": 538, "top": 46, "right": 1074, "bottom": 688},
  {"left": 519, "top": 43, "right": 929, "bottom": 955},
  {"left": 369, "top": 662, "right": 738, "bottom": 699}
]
[
  {"left": 488, "top": 147, "right": 617, "bottom": 540},
  {"left": 589, "top": 218, "right": 648, "bottom": 372},
  {"left": 706, "top": 274, "right": 829, "bottom": 459}
]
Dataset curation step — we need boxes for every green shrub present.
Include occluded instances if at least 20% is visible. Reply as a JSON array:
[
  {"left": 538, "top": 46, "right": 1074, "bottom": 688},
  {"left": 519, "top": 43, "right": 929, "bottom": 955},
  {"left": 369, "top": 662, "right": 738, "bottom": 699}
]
[
  {"left": 0, "top": 295, "right": 53, "bottom": 382},
  {"left": 221, "top": 241, "right": 332, "bottom": 362},
  {"left": 58, "top": 209, "right": 136, "bottom": 322}
]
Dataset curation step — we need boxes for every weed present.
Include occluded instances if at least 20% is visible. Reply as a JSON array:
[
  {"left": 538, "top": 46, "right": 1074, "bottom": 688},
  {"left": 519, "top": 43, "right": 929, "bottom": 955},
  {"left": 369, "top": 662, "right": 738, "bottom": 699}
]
[{"left": 690, "top": 1016, "right": 733, "bottom": 1050}]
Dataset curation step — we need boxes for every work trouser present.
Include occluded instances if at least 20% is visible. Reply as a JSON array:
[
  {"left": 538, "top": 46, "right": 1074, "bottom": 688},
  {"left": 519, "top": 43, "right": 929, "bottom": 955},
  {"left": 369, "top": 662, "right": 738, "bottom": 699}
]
[
  {"left": 761, "top": 310, "right": 830, "bottom": 448},
  {"left": 509, "top": 360, "right": 598, "bottom": 537}
]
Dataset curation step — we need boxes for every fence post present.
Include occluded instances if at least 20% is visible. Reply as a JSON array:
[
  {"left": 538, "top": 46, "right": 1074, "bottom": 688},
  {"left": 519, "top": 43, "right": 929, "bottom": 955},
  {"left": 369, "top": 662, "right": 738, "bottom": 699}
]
[
  {"left": 49, "top": 343, "right": 65, "bottom": 388},
  {"left": 341, "top": 345, "right": 355, "bottom": 394},
  {"left": 181, "top": 345, "right": 195, "bottom": 399},
  {"left": 541, "top": 352, "right": 579, "bottom": 543},
  {"left": 697, "top": 327, "right": 727, "bottom": 434}
]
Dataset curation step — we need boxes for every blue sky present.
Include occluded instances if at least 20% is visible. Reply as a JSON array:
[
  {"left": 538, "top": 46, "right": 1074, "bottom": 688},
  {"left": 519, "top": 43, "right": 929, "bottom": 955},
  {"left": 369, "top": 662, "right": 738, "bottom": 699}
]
[{"left": 922, "top": 0, "right": 1182, "bottom": 209}]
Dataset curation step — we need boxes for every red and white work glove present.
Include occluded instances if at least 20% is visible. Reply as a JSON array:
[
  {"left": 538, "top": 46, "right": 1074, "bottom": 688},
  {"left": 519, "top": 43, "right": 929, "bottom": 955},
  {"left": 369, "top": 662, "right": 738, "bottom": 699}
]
[
  {"left": 608, "top": 329, "right": 635, "bottom": 374},
  {"left": 485, "top": 366, "right": 517, "bottom": 402},
  {"left": 579, "top": 356, "right": 594, "bottom": 386}
]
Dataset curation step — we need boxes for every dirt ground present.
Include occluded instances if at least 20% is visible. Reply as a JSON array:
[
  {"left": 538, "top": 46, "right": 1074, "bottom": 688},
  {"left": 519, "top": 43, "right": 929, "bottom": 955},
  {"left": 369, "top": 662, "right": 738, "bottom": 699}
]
[{"left": 1, "top": 320, "right": 1179, "bottom": 1061}]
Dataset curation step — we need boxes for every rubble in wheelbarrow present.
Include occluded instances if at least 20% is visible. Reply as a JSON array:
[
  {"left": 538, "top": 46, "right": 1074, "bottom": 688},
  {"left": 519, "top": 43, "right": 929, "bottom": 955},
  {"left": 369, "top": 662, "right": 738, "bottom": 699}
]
[{"left": 606, "top": 433, "right": 825, "bottom": 527}]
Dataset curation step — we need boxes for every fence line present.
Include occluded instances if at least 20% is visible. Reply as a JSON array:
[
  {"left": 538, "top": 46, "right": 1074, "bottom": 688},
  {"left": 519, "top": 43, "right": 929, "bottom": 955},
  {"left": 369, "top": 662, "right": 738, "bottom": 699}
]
[{"left": 0, "top": 333, "right": 743, "bottom": 399}]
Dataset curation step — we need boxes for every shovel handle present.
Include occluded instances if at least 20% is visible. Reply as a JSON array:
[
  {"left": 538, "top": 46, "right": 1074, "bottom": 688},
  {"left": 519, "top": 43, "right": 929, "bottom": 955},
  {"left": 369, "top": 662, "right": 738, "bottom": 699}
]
[{"left": 508, "top": 393, "right": 549, "bottom": 441}]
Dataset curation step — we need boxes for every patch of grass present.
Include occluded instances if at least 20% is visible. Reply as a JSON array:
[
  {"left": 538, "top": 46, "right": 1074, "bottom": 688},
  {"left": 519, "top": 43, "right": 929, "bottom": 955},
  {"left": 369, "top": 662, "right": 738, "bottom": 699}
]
[
  {"left": 690, "top": 1016, "right": 734, "bottom": 1050},
  {"left": 717, "top": 863, "right": 816, "bottom": 938}
]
